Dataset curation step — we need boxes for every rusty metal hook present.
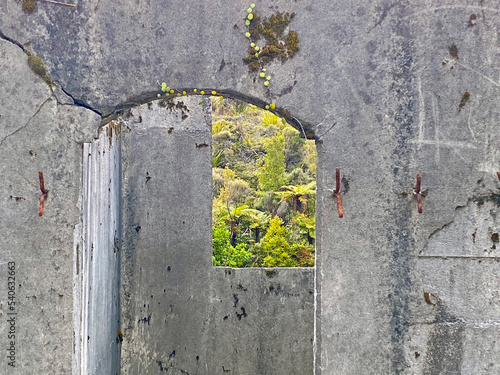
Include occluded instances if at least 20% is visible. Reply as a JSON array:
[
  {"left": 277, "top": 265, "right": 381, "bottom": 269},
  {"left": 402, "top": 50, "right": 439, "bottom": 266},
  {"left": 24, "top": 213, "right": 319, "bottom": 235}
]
[
  {"left": 414, "top": 174, "right": 422, "bottom": 214},
  {"left": 332, "top": 168, "right": 343, "bottom": 218},
  {"left": 39, "top": 172, "right": 48, "bottom": 217}
]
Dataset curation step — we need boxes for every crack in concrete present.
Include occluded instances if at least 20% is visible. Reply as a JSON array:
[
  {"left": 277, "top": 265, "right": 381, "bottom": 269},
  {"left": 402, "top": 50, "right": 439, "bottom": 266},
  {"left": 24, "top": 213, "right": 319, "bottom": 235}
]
[
  {"left": 312, "top": 113, "right": 336, "bottom": 142},
  {"left": 0, "top": 29, "right": 25, "bottom": 52},
  {"left": 0, "top": 97, "right": 51, "bottom": 148},
  {"left": 420, "top": 189, "right": 500, "bottom": 255},
  {"left": 427, "top": 218, "right": 456, "bottom": 241},
  {"left": 419, "top": 202, "right": 466, "bottom": 254},
  {"left": 417, "top": 255, "right": 500, "bottom": 260},
  {"left": 0, "top": 29, "right": 102, "bottom": 118},
  {"left": 58, "top": 85, "right": 102, "bottom": 116},
  {"left": 3, "top": 29, "right": 308, "bottom": 141},
  {"left": 101, "top": 89, "right": 316, "bottom": 139}
]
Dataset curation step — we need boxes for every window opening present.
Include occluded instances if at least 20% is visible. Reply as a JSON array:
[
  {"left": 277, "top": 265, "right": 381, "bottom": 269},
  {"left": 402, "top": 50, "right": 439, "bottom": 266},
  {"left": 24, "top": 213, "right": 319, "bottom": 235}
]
[{"left": 212, "top": 98, "right": 316, "bottom": 267}]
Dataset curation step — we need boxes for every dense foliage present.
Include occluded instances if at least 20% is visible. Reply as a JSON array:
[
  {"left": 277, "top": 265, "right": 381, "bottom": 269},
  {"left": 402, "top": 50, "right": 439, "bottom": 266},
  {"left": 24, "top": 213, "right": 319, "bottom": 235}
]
[{"left": 212, "top": 98, "right": 316, "bottom": 267}]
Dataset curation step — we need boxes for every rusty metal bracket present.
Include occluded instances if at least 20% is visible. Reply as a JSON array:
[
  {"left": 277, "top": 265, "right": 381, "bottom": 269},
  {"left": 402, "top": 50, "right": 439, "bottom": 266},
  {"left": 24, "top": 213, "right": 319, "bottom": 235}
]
[
  {"left": 39, "top": 172, "right": 48, "bottom": 217},
  {"left": 414, "top": 174, "right": 422, "bottom": 214},
  {"left": 332, "top": 168, "right": 343, "bottom": 218}
]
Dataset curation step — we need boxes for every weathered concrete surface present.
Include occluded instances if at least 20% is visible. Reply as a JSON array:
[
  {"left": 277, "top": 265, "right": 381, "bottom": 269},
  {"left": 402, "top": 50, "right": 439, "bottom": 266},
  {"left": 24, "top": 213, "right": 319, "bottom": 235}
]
[
  {"left": 76, "top": 123, "right": 121, "bottom": 374},
  {"left": 1, "top": 0, "right": 500, "bottom": 374},
  {"left": 0, "top": 39, "right": 99, "bottom": 373},
  {"left": 314, "top": 3, "right": 500, "bottom": 374},
  {"left": 208, "top": 268, "right": 314, "bottom": 374},
  {"left": 119, "top": 98, "right": 314, "bottom": 374},
  {"left": 119, "top": 98, "right": 214, "bottom": 374},
  {"left": 1, "top": 0, "right": 341, "bottom": 127}
]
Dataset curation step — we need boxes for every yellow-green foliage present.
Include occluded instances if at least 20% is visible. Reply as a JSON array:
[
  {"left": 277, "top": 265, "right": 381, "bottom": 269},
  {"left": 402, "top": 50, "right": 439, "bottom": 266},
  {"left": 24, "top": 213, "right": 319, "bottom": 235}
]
[
  {"left": 262, "top": 112, "right": 286, "bottom": 127},
  {"left": 212, "top": 98, "right": 316, "bottom": 268},
  {"left": 259, "top": 216, "right": 296, "bottom": 267},
  {"left": 259, "top": 133, "right": 286, "bottom": 191},
  {"left": 212, "top": 120, "right": 227, "bottom": 135}
]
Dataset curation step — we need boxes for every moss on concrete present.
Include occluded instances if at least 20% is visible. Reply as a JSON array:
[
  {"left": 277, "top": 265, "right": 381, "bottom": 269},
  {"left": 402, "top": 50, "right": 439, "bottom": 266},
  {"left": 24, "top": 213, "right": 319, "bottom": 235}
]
[
  {"left": 22, "top": 0, "right": 38, "bottom": 13},
  {"left": 27, "top": 55, "right": 46, "bottom": 75},
  {"left": 243, "top": 11, "right": 300, "bottom": 72},
  {"left": 27, "top": 55, "right": 54, "bottom": 86}
]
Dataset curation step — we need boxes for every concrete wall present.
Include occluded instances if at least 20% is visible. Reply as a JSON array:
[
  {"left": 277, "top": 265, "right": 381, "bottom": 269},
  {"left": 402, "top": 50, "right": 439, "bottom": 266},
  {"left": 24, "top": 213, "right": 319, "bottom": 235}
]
[
  {"left": 1, "top": 0, "right": 499, "bottom": 374},
  {"left": 0, "top": 39, "right": 99, "bottom": 373},
  {"left": 119, "top": 98, "right": 314, "bottom": 374},
  {"left": 313, "top": 4, "right": 500, "bottom": 373}
]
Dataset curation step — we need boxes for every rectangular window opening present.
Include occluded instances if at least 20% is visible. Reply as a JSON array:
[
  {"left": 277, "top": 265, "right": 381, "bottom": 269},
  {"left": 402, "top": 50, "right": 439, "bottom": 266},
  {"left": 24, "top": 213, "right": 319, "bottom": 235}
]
[{"left": 212, "top": 98, "right": 317, "bottom": 268}]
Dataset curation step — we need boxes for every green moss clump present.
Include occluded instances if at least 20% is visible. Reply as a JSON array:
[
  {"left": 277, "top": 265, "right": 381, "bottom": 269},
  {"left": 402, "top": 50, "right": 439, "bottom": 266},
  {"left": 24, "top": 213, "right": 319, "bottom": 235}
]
[
  {"left": 284, "top": 30, "right": 300, "bottom": 58},
  {"left": 260, "top": 12, "right": 292, "bottom": 45},
  {"left": 243, "top": 11, "right": 299, "bottom": 72},
  {"left": 27, "top": 55, "right": 54, "bottom": 86},
  {"left": 28, "top": 55, "right": 47, "bottom": 76},
  {"left": 22, "top": 0, "right": 37, "bottom": 13}
]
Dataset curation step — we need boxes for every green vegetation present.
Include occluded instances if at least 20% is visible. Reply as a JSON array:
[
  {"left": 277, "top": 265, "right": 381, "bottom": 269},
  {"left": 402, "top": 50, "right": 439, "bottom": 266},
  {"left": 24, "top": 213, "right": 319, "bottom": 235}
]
[
  {"left": 242, "top": 5, "right": 299, "bottom": 75},
  {"left": 27, "top": 54, "right": 53, "bottom": 86},
  {"left": 22, "top": 0, "right": 37, "bottom": 13},
  {"left": 27, "top": 55, "right": 46, "bottom": 76},
  {"left": 212, "top": 98, "right": 316, "bottom": 268}
]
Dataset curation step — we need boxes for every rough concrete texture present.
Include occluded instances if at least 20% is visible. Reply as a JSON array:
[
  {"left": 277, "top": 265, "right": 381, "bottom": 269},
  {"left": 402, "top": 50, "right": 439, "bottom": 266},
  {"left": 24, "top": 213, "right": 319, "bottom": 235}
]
[
  {"left": 208, "top": 268, "right": 314, "bottom": 374},
  {"left": 0, "top": 38, "right": 99, "bottom": 373},
  {"left": 1, "top": 0, "right": 499, "bottom": 374},
  {"left": 313, "top": 3, "right": 500, "bottom": 373},
  {"left": 76, "top": 123, "right": 121, "bottom": 374},
  {"left": 119, "top": 98, "right": 314, "bottom": 374}
]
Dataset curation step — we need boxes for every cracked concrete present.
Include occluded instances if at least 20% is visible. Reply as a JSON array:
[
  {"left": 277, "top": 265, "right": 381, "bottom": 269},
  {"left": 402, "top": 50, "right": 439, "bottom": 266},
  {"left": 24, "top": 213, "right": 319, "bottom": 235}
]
[
  {"left": 1, "top": 0, "right": 500, "bottom": 374},
  {"left": 0, "top": 97, "right": 51, "bottom": 147},
  {"left": 0, "top": 29, "right": 102, "bottom": 118},
  {"left": 0, "top": 34, "right": 100, "bottom": 374}
]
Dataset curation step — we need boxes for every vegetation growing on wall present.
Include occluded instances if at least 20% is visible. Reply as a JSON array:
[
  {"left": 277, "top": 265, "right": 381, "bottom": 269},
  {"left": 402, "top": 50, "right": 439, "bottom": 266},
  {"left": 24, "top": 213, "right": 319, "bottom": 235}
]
[
  {"left": 20, "top": 0, "right": 37, "bottom": 13},
  {"left": 26, "top": 54, "right": 53, "bottom": 86},
  {"left": 155, "top": 4, "right": 299, "bottom": 119},
  {"left": 242, "top": 3, "right": 300, "bottom": 89},
  {"left": 212, "top": 98, "right": 316, "bottom": 268}
]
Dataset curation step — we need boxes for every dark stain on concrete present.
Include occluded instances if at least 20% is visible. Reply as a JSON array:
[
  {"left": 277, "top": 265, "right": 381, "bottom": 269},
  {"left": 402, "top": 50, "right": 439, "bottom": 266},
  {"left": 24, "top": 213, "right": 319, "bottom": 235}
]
[
  {"left": 423, "top": 324, "right": 464, "bottom": 374},
  {"left": 139, "top": 314, "right": 151, "bottom": 325},
  {"left": 458, "top": 92, "right": 470, "bottom": 112},
  {"left": 387, "top": 9, "right": 416, "bottom": 372},
  {"left": 265, "top": 269, "right": 277, "bottom": 278},
  {"left": 491, "top": 233, "right": 499, "bottom": 243},
  {"left": 236, "top": 307, "right": 247, "bottom": 320},
  {"left": 448, "top": 44, "right": 459, "bottom": 59}
]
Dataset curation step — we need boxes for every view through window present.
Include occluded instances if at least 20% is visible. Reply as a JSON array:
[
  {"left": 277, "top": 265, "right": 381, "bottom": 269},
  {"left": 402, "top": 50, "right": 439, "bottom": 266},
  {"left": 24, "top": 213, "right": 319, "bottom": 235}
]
[{"left": 212, "top": 98, "right": 316, "bottom": 267}]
